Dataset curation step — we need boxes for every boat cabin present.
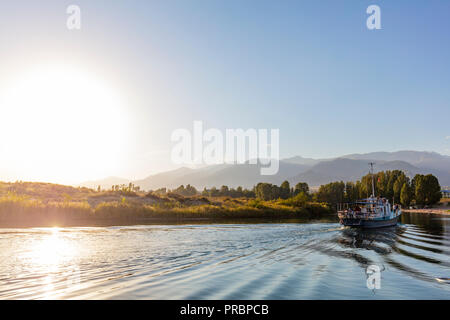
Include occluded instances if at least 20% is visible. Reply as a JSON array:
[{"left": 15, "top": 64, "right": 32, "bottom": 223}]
[{"left": 339, "top": 197, "right": 401, "bottom": 219}]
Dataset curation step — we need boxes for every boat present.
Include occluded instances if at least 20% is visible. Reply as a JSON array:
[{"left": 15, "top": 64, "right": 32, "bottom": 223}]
[{"left": 337, "top": 163, "right": 402, "bottom": 228}]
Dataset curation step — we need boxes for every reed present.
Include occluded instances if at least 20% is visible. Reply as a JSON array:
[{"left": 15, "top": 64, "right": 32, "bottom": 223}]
[{"left": 0, "top": 188, "right": 332, "bottom": 227}]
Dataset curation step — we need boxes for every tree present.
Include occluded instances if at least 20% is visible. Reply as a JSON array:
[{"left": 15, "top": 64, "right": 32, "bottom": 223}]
[
  {"left": 255, "top": 183, "right": 274, "bottom": 200},
  {"left": 173, "top": 184, "right": 197, "bottom": 196},
  {"left": 315, "top": 181, "right": 345, "bottom": 205},
  {"left": 210, "top": 187, "right": 219, "bottom": 197},
  {"left": 185, "top": 184, "right": 198, "bottom": 196},
  {"left": 400, "top": 183, "right": 411, "bottom": 207},
  {"left": 243, "top": 188, "right": 255, "bottom": 198},
  {"left": 386, "top": 170, "right": 403, "bottom": 200},
  {"left": 345, "top": 181, "right": 360, "bottom": 203},
  {"left": 271, "top": 184, "right": 281, "bottom": 199},
  {"left": 280, "top": 181, "right": 291, "bottom": 199},
  {"left": 393, "top": 173, "right": 408, "bottom": 203},
  {"left": 254, "top": 183, "right": 283, "bottom": 200},
  {"left": 220, "top": 185, "right": 229, "bottom": 196},
  {"left": 360, "top": 174, "right": 373, "bottom": 197},
  {"left": 414, "top": 174, "right": 441, "bottom": 206},
  {"left": 154, "top": 187, "right": 167, "bottom": 195},
  {"left": 376, "top": 171, "right": 387, "bottom": 197},
  {"left": 291, "top": 191, "right": 308, "bottom": 207},
  {"left": 293, "top": 182, "right": 309, "bottom": 196}
]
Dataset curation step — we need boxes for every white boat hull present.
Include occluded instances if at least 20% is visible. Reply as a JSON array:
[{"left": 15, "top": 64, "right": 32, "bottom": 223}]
[{"left": 339, "top": 215, "right": 399, "bottom": 228}]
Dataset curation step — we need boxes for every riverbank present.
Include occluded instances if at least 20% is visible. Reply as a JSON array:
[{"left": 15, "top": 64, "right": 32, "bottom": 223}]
[
  {"left": 402, "top": 200, "right": 450, "bottom": 215},
  {"left": 0, "top": 215, "right": 339, "bottom": 228},
  {"left": 403, "top": 208, "right": 450, "bottom": 215},
  {"left": 0, "top": 182, "right": 332, "bottom": 228},
  {"left": 0, "top": 205, "right": 334, "bottom": 228}
]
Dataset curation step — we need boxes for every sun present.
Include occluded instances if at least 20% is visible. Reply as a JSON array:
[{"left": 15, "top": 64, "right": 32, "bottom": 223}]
[{"left": 0, "top": 64, "right": 130, "bottom": 184}]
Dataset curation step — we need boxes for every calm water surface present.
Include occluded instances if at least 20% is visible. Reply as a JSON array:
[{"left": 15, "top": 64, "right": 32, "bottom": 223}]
[{"left": 0, "top": 213, "right": 449, "bottom": 299}]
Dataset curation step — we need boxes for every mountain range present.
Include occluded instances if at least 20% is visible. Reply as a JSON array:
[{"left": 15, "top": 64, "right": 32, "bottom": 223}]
[{"left": 80, "top": 151, "right": 450, "bottom": 190}]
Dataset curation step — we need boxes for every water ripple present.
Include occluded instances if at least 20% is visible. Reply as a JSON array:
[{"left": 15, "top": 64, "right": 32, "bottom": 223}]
[{"left": 1, "top": 213, "right": 449, "bottom": 299}]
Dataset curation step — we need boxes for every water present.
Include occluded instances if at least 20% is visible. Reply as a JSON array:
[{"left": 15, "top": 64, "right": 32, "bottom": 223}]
[{"left": 0, "top": 213, "right": 449, "bottom": 299}]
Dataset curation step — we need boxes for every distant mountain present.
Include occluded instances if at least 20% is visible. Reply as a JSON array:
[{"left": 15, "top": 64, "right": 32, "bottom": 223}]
[
  {"left": 80, "top": 150, "right": 450, "bottom": 191},
  {"left": 282, "top": 156, "right": 320, "bottom": 166},
  {"left": 133, "top": 167, "right": 195, "bottom": 190},
  {"left": 343, "top": 151, "right": 450, "bottom": 174},
  {"left": 288, "top": 158, "right": 433, "bottom": 187},
  {"left": 133, "top": 161, "right": 311, "bottom": 190}
]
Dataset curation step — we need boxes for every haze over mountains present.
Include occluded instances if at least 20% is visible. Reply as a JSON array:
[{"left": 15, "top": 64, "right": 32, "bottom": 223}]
[{"left": 80, "top": 151, "right": 450, "bottom": 190}]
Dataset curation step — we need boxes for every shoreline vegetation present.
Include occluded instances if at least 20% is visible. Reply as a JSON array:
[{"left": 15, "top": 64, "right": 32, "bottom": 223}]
[
  {"left": 0, "top": 182, "right": 332, "bottom": 228},
  {"left": 0, "top": 170, "right": 447, "bottom": 228}
]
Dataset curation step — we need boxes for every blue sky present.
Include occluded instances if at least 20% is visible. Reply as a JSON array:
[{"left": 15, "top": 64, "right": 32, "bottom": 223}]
[{"left": 0, "top": 1, "right": 449, "bottom": 181}]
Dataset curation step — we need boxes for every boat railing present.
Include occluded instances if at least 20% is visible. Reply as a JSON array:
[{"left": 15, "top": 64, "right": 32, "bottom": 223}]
[
  {"left": 338, "top": 211, "right": 383, "bottom": 220},
  {"left": 338, "top": 206, "right": 402, "bottom": 219}
]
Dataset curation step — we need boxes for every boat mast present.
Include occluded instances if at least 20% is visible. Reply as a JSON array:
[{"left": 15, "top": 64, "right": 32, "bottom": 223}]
[{"left": 369, "top": 162, "right": 376, "bottom": 198}]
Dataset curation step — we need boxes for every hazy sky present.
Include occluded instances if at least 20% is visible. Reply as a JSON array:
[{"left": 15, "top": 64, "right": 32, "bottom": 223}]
[{"left": 0, "top": 1, "right": 449, "bottom": 184}]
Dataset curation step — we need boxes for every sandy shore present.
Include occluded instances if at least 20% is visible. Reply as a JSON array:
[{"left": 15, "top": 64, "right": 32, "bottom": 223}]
[{"left": 403, "top": 208, "right": 450, "bottom": 215}]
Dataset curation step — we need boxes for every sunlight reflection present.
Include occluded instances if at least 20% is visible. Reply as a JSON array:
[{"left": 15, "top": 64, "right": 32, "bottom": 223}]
[
  {"left": 30, "top": 227, "right": 76, "bottom": 266},
  {"left": 23, "top": 227, "right": 81, "bottom": 298}
]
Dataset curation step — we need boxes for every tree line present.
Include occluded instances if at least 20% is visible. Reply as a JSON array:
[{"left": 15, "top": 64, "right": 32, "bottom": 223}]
[
  {"left": 149, "top": 184, "right": 256, "bottom": 198},
  {"left": 315, "top": 170, "right": 441, "bottom": 207},
  {"left": 105, "top": 183, "right": 140, "bottom": 193},
  {"left": 254, "top": 181, "right": 309, "bottom": 200},
  {"left": 132, "top": 170, "right": 442, "bottom": 208},
  {"left": 177, "top": 182, "right": 309, "bottom": 200}
]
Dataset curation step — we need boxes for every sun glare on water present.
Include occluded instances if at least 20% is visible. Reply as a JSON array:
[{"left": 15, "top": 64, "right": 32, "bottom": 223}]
[
  {"left": 0, "top": 64, "right": 130, "bottom": 183},
  {"left": 21, "top": 227, "right": 82, "bottom": 298},
  {"left": 30, "top": 227, "right": 76, "bottom": 266}
]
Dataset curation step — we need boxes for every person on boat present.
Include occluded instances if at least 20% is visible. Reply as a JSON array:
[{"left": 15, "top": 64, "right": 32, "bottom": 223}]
[{"left": 348, "top": 208, "right": 355, "bottom": 217}]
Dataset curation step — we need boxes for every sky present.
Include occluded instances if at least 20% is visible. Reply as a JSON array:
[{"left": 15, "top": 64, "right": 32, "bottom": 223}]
[{"left": 0, "top": 0, "right": 449, "bottom": 184}]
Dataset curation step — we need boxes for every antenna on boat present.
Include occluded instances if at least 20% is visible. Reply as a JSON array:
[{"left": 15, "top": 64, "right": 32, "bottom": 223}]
[{"left": 369, "top": 162, "right": 376, "bottom": 198}]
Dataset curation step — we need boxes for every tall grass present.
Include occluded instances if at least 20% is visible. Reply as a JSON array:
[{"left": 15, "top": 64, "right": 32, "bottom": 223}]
[
  {"left": 0, "top": 191, "right": 332, "bottom": 227},
  {"left": 0, "top": 192, "right": 92, "bottom": 225}
]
